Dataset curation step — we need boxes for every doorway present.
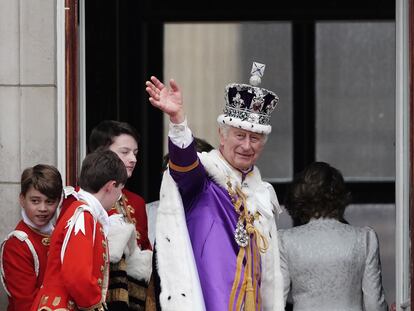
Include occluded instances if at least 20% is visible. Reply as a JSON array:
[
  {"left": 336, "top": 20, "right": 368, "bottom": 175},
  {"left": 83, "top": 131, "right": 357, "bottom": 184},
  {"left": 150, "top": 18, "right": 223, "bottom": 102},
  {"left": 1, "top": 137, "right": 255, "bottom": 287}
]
[{"left": 82, "top": 0, "right": 400, "bottom": 307}]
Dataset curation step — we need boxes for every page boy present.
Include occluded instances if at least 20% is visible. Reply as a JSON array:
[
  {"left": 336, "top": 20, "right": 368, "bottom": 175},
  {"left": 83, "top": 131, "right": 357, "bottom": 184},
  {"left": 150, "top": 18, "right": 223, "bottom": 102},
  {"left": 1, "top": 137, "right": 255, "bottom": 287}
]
[
  {"left": 1, "top": 164, "right": 63, "bottom": 310},
  {"left": 32, "top": 149, "right": 128, "bottom": 311},
  {"left": 59, "top": 120, "right": 153, "bottom": 310}
]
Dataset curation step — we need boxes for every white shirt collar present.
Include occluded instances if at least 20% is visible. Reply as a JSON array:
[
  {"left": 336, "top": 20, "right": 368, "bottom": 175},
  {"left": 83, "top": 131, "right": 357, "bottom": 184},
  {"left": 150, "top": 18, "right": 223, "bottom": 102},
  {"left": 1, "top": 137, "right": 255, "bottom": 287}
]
[
  {"left": 77, "top": 188, "right": 110, "bottom": 237},
  {"left": 21, "top": 209, "right": 54, "bottom": 235}
]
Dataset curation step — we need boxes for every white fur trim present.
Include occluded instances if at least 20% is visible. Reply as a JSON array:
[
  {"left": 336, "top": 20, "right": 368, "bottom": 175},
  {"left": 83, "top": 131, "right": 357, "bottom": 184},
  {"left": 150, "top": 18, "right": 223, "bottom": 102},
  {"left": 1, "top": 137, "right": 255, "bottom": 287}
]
[
  {"left": 126, "top": 249, "right": 153, "bottom": 283},
  {"left": 257, "top": 218, "right": 285, "bottom": 310},
  {"left": 217, "top": 114, "right": 272, "bottom": 134},
  {"left": 156, "top": 171, "right": 206, "bottom": 311},
  {"left": 265, "top": 182, "right": 283, "bottom": 215},
  {"left": 107, "top": 221, "right": 136, "bottom": 263}
]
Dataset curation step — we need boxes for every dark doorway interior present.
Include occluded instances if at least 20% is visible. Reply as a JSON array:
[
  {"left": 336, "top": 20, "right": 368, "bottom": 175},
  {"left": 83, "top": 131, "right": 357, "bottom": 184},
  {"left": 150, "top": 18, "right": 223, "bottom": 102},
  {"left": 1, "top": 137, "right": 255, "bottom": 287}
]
[{"left": 84, "top": 0, "right": 395, "bottom": 204}]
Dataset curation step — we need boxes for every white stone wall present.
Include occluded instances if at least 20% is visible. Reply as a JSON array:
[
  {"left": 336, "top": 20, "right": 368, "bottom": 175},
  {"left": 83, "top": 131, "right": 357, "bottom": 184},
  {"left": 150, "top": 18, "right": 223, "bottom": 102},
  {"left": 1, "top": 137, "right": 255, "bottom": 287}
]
[{"left": 0, "top": 0, "right": 57, "bottom": 308}]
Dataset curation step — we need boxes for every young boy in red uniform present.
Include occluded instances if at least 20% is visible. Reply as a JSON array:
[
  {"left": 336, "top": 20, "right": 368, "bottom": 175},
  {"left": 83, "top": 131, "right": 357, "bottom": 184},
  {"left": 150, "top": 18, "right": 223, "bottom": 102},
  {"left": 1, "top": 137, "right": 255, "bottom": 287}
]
[
  {"left": 32, "top": 149, "right": 128, "bottom": 311},
  {"left": 59, "top": 120, "right": 152, "bottom": 310},
  {"left": 1, "top": 164, "right": 63, "bottom": 311}
]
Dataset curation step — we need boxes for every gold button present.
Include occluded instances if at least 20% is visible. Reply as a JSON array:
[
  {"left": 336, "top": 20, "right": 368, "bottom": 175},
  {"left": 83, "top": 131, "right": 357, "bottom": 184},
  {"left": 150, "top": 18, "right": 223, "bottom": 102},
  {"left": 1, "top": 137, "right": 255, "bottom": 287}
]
[
  {"left": 102, "top": 240, "right": 107, "bottom": 248},
  {"left": 40, "top": 295, "right": 48, "bottom": 304},
  {"left": 52, "top": 296, "right": 61, "bottom": 306},
  {"left": 103, "top": 253, "right": 107, "bottom": 262},
  {"left": 97, "top": 278, "right": 102, "bottom": 287}
]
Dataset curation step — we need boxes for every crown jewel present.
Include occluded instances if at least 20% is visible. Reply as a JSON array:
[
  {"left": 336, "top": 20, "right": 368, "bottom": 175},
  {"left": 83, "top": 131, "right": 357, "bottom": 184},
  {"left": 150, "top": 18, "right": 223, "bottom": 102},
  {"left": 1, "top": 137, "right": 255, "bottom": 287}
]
[{"left": 217, "top": 62, "right": 279, "bottom": 134}]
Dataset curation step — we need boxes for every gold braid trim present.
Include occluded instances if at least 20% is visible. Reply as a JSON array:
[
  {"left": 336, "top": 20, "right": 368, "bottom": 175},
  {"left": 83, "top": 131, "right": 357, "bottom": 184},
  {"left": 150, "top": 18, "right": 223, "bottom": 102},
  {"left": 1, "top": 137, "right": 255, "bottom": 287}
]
[
  {"left": 128, "top": 279, "right": 147, "bottom": 304},
  {"left": 112, "top": 194, "right": 140, "bottom": 241},
  {"left": 78, "top": 302, "right": 106, "bottom": 310},
  {"left": 245, "top": 223, "right": 269, "bottom": 254},
  {"left": 228, "top": 247, "right": 246, "bottom": 310},
  {"left": 228, "top": 182, "right": 269, "bottom": 311},
  {"left": 168, "top": 159, "right": 199, "bottom": 172},
  {"left": 122, "top": 195, "right": 134, "bottom": 224},
  {"left": 235, "top": 187, "right": 269, "bottom": 253},
  {"left": 236, "top": 259, "right": 249, "bottom": 310},
  {"left": 106, "top": 258, "right": 129, "bottom": 305},
  {"left": 113, "top": 194, "right": 133, "bottom": 223}
]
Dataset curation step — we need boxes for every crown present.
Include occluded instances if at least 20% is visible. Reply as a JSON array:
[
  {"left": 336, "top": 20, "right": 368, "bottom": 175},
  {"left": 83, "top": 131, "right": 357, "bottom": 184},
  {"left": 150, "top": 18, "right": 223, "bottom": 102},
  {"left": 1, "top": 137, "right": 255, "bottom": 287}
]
[{"left": 217, "top": 62, "right": 279, "bottom": 134}]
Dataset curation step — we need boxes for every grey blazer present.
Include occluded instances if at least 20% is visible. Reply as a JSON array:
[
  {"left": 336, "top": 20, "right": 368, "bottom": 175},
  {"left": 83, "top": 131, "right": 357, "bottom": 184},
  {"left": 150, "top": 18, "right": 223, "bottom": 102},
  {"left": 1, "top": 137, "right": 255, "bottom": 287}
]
[{"left": 278, "top": 218, "right": 388, "bottom": 311}]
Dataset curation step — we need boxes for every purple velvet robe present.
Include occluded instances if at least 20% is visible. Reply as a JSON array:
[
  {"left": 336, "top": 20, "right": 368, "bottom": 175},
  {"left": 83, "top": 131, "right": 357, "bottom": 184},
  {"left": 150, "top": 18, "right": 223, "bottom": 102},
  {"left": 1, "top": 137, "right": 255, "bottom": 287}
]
[{"left": 169, "top": 139, "right": 260, "bottom": 310}]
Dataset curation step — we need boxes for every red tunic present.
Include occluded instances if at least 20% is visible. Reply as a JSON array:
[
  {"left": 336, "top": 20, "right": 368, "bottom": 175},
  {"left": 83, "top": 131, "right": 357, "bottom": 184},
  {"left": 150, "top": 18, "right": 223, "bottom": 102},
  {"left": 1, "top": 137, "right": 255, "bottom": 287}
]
[
  {"left": 1, "top": 221, "right": 50, "bottom": 311},
  {"left": 59, "top": 187, "right": 151, "bottom": 250},
  {"left": 31, "top": 200, "right": 109, "bottom": 310}
]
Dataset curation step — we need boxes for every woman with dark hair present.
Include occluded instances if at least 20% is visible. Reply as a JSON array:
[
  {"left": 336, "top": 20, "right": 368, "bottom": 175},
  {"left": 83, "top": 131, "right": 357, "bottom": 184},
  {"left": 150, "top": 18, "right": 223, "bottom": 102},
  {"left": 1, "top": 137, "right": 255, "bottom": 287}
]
[{"left": 279, "top": 162, "right": 388, "bottom": 311}]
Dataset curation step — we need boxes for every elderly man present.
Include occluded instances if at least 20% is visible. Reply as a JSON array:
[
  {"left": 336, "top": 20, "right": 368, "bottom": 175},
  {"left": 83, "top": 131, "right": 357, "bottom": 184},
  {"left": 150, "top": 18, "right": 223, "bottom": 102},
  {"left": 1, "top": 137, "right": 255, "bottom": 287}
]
[{"left": 145, "top": 62, "right": 284, "bottom": 311}]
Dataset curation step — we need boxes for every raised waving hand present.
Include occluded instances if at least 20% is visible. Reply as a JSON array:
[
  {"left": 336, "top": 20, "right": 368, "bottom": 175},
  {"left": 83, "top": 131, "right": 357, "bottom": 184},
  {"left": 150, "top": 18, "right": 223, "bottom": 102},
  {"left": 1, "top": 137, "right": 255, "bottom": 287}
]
[{"left": 145, "top": 76, "right": 185, "bottom": 124}]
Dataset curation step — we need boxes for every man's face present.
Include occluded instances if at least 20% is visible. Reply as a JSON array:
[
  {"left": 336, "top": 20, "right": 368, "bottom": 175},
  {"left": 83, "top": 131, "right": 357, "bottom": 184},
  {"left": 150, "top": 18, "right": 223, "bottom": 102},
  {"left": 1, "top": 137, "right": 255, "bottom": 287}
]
[
  {"left": 20, "top": 186, "right": 59, "bottom": 227},
  {"left": 109, "top": 134, "right": 138, "bottom": 178},
  {"left": 219, "top": 126, "right": 266, "bottom": 171}
]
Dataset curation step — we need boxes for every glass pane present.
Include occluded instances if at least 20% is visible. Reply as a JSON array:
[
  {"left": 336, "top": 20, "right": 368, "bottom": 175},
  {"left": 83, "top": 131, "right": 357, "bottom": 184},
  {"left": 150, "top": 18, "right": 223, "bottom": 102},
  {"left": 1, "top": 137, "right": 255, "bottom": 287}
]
[
  {"left": 164, "top": 22, "right": 293, "bottom": 181},
  {"left": 277, "top": 204, "right": 395, "bottom": 305},
  {"left": 316, "top": 22, "right": 395, "bottom": 181}
]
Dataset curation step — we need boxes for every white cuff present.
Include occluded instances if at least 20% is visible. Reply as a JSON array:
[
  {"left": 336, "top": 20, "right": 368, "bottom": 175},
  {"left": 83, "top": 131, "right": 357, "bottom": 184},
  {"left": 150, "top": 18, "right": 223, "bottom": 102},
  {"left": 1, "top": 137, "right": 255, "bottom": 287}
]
[{"left": 168, "top": 118, "right": 193, "bottom": 149}]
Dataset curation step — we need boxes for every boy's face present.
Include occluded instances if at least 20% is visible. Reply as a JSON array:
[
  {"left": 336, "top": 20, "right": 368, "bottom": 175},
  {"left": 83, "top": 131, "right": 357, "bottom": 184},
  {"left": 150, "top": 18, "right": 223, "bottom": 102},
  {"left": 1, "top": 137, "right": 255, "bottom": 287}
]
[
  {"left": 20, "top": 186, "right": 59, "bottom": 227},
  {"left": 109, "top": 134, "right": 138, "bottom": 178},
  {"left": 102, "top": 182, "right": 124, "bottom": 211}
]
